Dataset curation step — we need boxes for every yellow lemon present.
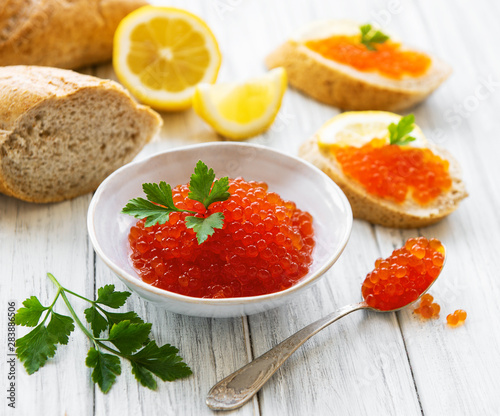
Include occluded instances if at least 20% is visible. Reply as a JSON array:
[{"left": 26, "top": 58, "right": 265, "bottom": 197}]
[
  {"left": 113, "top": 6, "right": 221, "bottom": 111},
  {"left": 192, "top": 68, "right": 287, "bottom": 140},
  {"left": 316, "top": 111, "right": 427, "bottom": 148}
]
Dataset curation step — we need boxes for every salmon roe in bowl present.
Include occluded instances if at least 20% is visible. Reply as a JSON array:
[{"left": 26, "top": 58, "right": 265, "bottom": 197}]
[{"left": 128, "top": 178, "right": 315, "bottom": 299}]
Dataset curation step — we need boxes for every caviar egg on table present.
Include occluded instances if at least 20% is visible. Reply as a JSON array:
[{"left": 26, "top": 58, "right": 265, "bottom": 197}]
[
  {"left": 447, "top": 309, "right": 467, "bottom": 326},
  {"left": 414, "top": 293, "right": 441, "bottom": 319},
  {"left": 128, "top": 178, "right": 315, "bottom": 299}
]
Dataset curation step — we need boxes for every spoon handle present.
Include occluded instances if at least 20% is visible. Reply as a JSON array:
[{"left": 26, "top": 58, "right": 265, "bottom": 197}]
[{"left": 206, "top": 301, "right": 368, "bottom": 410}]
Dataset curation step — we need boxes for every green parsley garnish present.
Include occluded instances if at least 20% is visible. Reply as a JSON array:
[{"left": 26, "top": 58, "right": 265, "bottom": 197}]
[
  {"left": 360, "top": 24, "right": 389, "bottom": 51},
  {"left": 388, "top": 114, "right": 417, "bottom": 146},
  {"left": 122, "top": 160, "right": 230, "bottom": 244},
  {"left": 15, "top": 273, "right": 191, "bottom": 393},
  {"left": 188, "top": 160, "right": 230, "bottom": 208}
]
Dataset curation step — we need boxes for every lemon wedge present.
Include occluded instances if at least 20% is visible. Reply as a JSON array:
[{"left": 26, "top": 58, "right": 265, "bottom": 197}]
[
  {"left": 113, "top": 6, "right": 221, "bottom": 111},
  {"left": 192, "top": 68, "right": 287, "bottom": 140},
  {"left": 316, "top": 111, "right": 427, "bottom": 148}
]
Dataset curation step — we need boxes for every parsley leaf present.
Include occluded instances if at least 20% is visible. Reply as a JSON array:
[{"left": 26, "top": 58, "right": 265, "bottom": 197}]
[
  {"left": 188, "top": 160, "right": 216, "bottom": 206},
  {"left": 142, "top": 182, "right": 178, "bottom": 211},
  {"left": 121, "top": 198, "right": 173, "bottom": 228},
  {"left": 15, "top": 296, "right": 48, "bottom": 327},
  {"left": 129, "top": 341, "right": 192, "bottom": 388},
  {"left": 86, "top": 348, "right": 121, "bottom": 393},
  {"left": 121, "top": 181, "right": 187, "bottom": 227},
  {"left": 15, "top": 294, "right": 74, "bottom": 374},
  {"left": 205, "top": 177, "right": 230, "bottom": 207},
  {"left": 84, "top": 305, "right": 109, "bottom": 337},
  {"left": 84, "top": 285, "right": 134, "bottom": 337},
  {"left": 95, "top": 284, "right": 131, "bottom": 309},
  {"left": 102, "top": 310, "right": 144, "bottom": 326},
  {"left": 137, "top": 347, "right": 192, "bottom": 382},
  {"left": 185, "top": 212, "right": 225, "bottom": 244},
  {"left": 131, "top": 361, "right": 157, "bottom": 389},
  {"left": 16, "top": 324, "right": 58, "bottom": 375},
  {"left": 46, "top": 312, "right": 74, "bottom": 345},
  {"left": 188, "top": 161, "right": 230, "bottom": 208},
  {"left": 107, "top": 321, "right": 152, "bottom": 355},
  {"left": 388, "top": 114, "right": 417, "bottom": 145},
  {"left": 360, "top": 24, "right": 389, "bottom": 51}
]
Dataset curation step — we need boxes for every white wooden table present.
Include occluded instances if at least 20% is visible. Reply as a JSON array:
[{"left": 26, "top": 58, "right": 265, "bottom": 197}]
[{"left": 3, "top": 0, "right": 500, "bottom": 414}]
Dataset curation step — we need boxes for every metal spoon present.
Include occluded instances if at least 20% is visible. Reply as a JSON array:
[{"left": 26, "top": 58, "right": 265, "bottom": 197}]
[{"left": 206, "top": 246, "right": 445, "bottom": 411}]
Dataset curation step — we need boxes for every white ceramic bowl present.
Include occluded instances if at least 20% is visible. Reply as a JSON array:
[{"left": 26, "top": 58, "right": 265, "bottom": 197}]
[{"left": 87, "top": 142, "right": 352, "bottom": 318}]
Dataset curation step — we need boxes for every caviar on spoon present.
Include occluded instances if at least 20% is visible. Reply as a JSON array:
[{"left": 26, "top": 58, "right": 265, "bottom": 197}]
[{"left": 206, "top": 237, "right": 446, "bottom": 411}]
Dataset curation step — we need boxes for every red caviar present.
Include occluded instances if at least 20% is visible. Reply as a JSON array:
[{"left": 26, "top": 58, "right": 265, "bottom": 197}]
[
  {"left": 362, "top": 237, "right": 444, "bottom": 311},
  {"left": 128, "top": 178, "right": 315, "bottom": 298},
  {"left": 331, "top": 139, "right": 452, "bottom": 204},
  {"left": 305, "top": 35, "right": 431, "bottom": 79},
  {"left": 447, "top": 309, "right": 467, "bottom": 326},
  {"left": 414, "top": 293, "right": 441, "bottom": 319}
]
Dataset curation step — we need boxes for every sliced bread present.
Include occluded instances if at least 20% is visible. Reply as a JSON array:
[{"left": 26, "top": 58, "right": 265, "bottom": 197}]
[
  {"left": 298, "top": 113, "right": 467, "bottom": 228},
  {"left": 266, "top": 20, "right": 451, "bottom": 112},
  {"left": 0, "top": 66, "right": 161, "bottom": 203},
  {"left": 0, "top": 0, "right": 147, "bottom": 69}
]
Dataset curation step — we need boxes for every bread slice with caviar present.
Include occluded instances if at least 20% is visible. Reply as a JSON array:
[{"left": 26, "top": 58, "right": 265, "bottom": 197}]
[
  {"left": 0, "top": 66, "right": 161, "bottom": 203},
  {"left": 266, "top": 20, "right": 451, "bottom": 111},
  {"left": 298, "top": 112, "right": 467, "bottom": 228},
  {"left": 0, "top": 0, "right": 147, "bottom": 69}
]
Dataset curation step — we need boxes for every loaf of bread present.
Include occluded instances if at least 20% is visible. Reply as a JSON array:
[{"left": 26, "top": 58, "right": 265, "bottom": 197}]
[
  {"left": 266, "top": 20, "right": 451, "bottom": 112},
  {"left": 298, "top": 113, "right": 467, "bottom": 228},
  {"left": 0, "top": 66, "right": 161, "bottom": 203},
  {"left": 0, "top": 0, "right": 147, "bottom": 69}
]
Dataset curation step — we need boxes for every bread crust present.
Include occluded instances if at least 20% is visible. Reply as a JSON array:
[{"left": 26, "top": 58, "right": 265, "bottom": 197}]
[
  {"left": 299, "top": 137, "right": 467, "bottom": 228},
  {"left": 0, "top": 0, "right": 147, "bottom": 69},
  {"left": 0, "top": 66, "right": 161, "bottom": 203},
  {"left": 266, "top": 38, "right": 451, "bottom": 112}
]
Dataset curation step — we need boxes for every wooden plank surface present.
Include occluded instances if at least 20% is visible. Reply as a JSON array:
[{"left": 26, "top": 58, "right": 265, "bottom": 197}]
[
  {"left": 1, "top": 195, "right": 95, "bottom": 415},
  {"left": 2, "top": 0, "right": 500, "bottom": 415}
]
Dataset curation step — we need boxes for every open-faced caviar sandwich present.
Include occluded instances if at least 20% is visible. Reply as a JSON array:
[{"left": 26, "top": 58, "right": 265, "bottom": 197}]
[
  {"left": 122, "top": 161, "right": 315, "bottom": 299},
  {"left": 266, "top": 20, "right": 451, "bottom": 111},
  {"left": 299, "top": 111, "right": 467, "bottom": 227}
]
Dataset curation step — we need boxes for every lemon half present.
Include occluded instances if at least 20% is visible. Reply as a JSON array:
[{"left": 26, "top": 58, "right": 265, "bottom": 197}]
[
  {"left": 193, "top": 67, "right": 287, "bottom": 140},
  {"left": 113, "top": 6, "right": 221, "bottom": 111},
  {"left": 316, "top": 111, "right": 427, "bottom": 148}
]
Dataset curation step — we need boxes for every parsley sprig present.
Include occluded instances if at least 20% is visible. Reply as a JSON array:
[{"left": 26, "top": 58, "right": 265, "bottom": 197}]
[
  {"left": 360, "top": 24, "right": 389, "bottom": 51},
  {"left": 388, "top": 114, "right": 417, "bottom": 145},
  {"left": 122, "top": 160, "right": 230, "bottom": 244},
  {"left": 15, "top": 273, "right": 191, "bottom": 393}
]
